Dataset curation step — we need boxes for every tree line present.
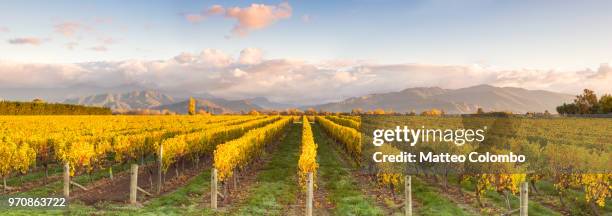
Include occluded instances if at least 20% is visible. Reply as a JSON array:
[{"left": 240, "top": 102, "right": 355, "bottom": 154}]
[
  {"left": 0, "top": 99, "right": 112, "bottom": 115},
  {"left": 556, "top": 89, "right": 612, "bottom": 115}
]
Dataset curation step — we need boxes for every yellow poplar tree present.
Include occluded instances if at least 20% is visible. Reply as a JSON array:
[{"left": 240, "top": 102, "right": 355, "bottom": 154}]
[{"left": 188, "top": 97, "right": 196, "bottom": 115}]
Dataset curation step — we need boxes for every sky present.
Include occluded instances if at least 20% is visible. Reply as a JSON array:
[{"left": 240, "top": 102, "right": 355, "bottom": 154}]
[{"left": 1, "top": 0, "right": 611, "bottom": 104}]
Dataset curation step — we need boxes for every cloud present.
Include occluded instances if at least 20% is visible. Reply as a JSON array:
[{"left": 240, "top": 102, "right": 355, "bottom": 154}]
[
  {"left": 185, "top": 14, "right": 205, "bottom": 23},
  {"left": 238, "top": 48, "right": 263, "bottom": 64},
  {"left": 225, "top": 2, "right": 292, "bottom": 36},
  {"left": 0, "top": 61, "right": 86, "bottom": 88},
  {"left": 184, "top": 4, "right": 226, "bottom": 23},
  {"left": 185, "top": 3, "right": 292, "bottom": 36},
  {"left": 232, "top": 68, "right": 248, "bottom": 77},
  {"left": 491, "top": 64, "right": 612, "bottom": 95},
  {"left": 1, "top": 48, "right": 610, "bottom": 105},
  {"left": 200, "top": 48, "right": 232, "bottom": 67},
  {"left": 65, "top": 42, "right": 78, "bottom": 50},
  {"left": 174, "top": 52, "right": 195, "bottom": 63},
  {"left": 8, "top": 37, "right": 43, "bottom": 45},
  {"left": 173, "top": 48, "right": 234, "bottom": 67},
  {"left": 333, "top": 71, "right": 357, "bottom": 83},
  {"left": 98, "top": 37, "right": 116, "bottom": 45},
  {"left": 89, "top": 46, "right": 108, "bottom": 52},
  {"left": 301, "top": 14, "right": 311, "bottom": 23},
  {"left": 0, "top": 27, "right": 9, "bottom": 33},
  {"left": 54, "top": 21, "right": 112, "bottom": 50},
  {"left": 55, "top": 22, "right": 87, "bottom": 37},
  {"left": 208, "top": 5, "right": 225, "bottom": 15}
]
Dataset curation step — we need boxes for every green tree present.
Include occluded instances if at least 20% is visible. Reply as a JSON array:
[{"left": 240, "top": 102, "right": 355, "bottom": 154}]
[
  {"left": 598, "top": 94, "right": 612, "bottom": 114},
  {"left": 556, "top": 103, "right": 578, "bottom": 115},
  {"left": 574, "top": 89, "right": 598, "bottom": 114},
  {"left": 32, "top": 98, "right": 45, "bottom": 103},
  {"left": 476, "top": 107, "right": 485, "bottom": 114}
]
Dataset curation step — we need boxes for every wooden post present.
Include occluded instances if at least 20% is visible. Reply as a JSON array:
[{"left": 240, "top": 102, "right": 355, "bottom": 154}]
[
  {"left": 306, "top": 172, "right": 313, "bottom": 216},
  {"left": 405, "top": 175, "right": 412, "bottom": 216},
  {"left": 3, "top": 176, "right": 7, "bottom": 193},
  {"left": 520, "top": 181, "right": 528, "bottom": 216},
  {"left": 157, "top": 144, "right": 163, "bottom": 194},
  {"left": 130, "top": 164, "right": 138, "bottom": 205},
  {"left": 63, "top": 162, "right": 70, "bottom": 198},
  {"left": 211, "top": 168, "right": 218, "bottom": 209}
]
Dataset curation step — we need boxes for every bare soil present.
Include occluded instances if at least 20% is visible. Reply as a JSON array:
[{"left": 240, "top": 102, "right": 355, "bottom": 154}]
[{"left": 72, "top": 156, "right": 212, "bottom": 205}]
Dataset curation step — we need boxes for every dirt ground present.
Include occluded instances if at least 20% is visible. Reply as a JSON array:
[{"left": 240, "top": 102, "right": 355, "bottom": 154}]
[{"left": 72, "top": 157, "right": 212, "bottom": 205}]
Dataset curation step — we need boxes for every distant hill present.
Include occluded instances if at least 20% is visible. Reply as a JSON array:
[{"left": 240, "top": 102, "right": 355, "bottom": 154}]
[
  {"left": 65, "top": 90, "right": 264, "bottom": 114},
  {"left": 305, "top": 84, "right": 574, "bottom": 114},
  {"left": 64, "top": 90, "right": 175, "bottom": 110},
  {"left": 244, "top": 97, "right": 295, "bottom": 110},
  {"left": 0, "top": 84, "right": 149, "bottom": 102}
]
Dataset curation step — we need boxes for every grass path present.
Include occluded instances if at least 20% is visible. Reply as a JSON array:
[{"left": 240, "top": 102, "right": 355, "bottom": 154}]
[
  {"left": 312, "top": 123, "right": 385, "bottom": 215},
  {"left": 408, "top": 177, "right": 473, "bottom": 216},
  {"left": 317, "top": 123, "right": 474, "bottom": 216},
  {"left": 227, "top": 123, "right": 301, "bottom": 215}
]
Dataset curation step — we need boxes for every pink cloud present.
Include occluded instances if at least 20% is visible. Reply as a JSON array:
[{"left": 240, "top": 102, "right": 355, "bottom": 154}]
[
  {"left": 207, "top": 5, "right": 225, "bottom": 15},
  {"left": 174, "top": 52, "right": 195, "bottom": 63},
  {"left": 55, "top": 22, "right": 86, "bottom": 37},
  {"left": 8, "top": 37, "right": 43, "bottom": 45},
  {"left": 200, "top": 48, "right": 232, "bottom": 68},
  {"left": 184, "top": 3, "right": 292, "bottom": 36},
  {"left": 185, "top": 14, "right": 205, "bottom": 23},
  {"left": 225, "top": 2, "right": 292, "bottom": 36},
  {"left": 0, "top": 27, "right": 9, "bottom": 33},
  {"left": 301, "top": 14, "right": 311, "bottom": 23},
  {"left": 98, "top": 37, "right": 116, "bottom": 45},
  {"left": 239, "top": 48, "right": 263, "bottom": 64},
  {"left": 184, "top": 4, "right": 226, "bottom": 24}
]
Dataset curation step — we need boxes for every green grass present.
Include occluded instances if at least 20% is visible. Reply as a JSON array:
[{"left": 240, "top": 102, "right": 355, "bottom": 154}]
[
  {"left": 5, "top": 165, "right": 63, "bottom": 187},
  {"left": 482, "top": 189, "right": 561, "bottom": 216},
  {"left": 16, "top": 162, "right": 130, "bottom": 197},
  {"left": 535, "top": 180, "right": 611, "bottom": 216},
  {"left": 410, "top": 177, "right": 472, "bottom": 216},
  {"left": 457, "top": 178, "right": 562, "bottom": 216},
  {"left": 0, "top": 162, "right": 215, "bottom": 216},
  {"left": 316, "top": 123, "right": 470, "bottom": 215},
  {"left": 0, "top": 163, "right": 133, "bottom": 216},
  {"left": 107, "top": 169, "right": 216, "bottom": 216},
  {"left": 312, "top": 123, "right": 384, "bottom": 216},
  {"left": 230, "top": 123, "right": 300, "bottom": 215}
]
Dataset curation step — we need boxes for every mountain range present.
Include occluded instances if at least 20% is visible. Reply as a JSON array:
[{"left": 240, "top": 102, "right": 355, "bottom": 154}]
[
  {"left": 304, "top": 84, "right": 574, "bottom": 114},
  {"left": 60, "top": 85, "right": 574, "bottom": 114},
  {"left": 62, "top": 90, "right": 290, "bottom": 114}
]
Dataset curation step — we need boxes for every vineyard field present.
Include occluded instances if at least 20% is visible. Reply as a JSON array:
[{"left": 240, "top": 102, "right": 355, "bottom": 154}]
[{"left": 0, "top": 115, "right": 609, "bottom": 216}]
